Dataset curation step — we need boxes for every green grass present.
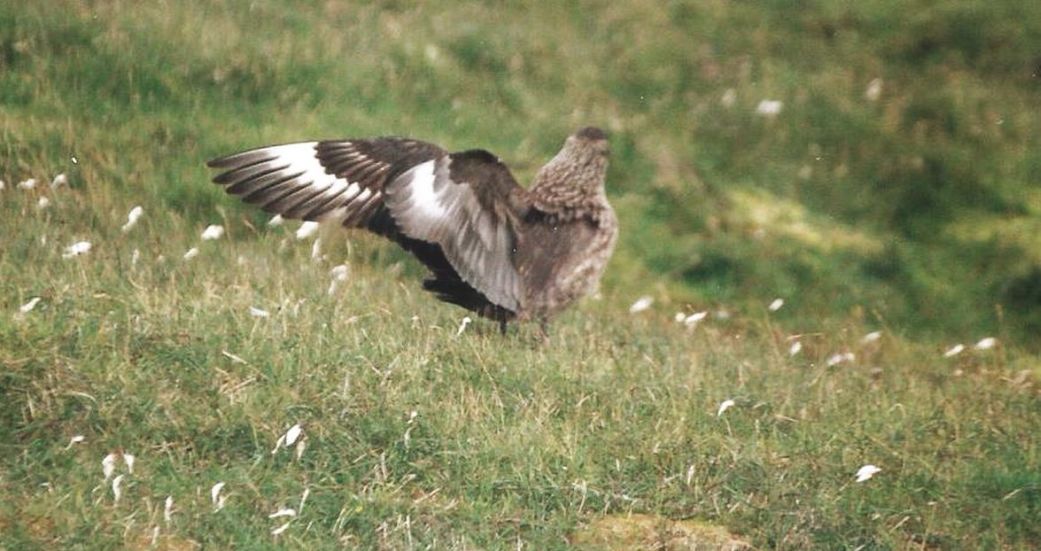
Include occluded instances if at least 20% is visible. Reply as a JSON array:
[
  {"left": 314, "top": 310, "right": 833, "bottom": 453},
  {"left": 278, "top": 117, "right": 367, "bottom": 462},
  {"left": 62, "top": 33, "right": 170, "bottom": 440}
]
[{"left": 2, "top": 1, "right": 1041, "bottom": 548}]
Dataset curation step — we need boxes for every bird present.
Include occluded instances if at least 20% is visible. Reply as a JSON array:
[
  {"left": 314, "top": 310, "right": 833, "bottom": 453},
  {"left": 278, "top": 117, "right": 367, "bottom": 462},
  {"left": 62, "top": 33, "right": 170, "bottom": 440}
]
[{"left": 207, "top": 127, "right": 617, "bottom": 335}]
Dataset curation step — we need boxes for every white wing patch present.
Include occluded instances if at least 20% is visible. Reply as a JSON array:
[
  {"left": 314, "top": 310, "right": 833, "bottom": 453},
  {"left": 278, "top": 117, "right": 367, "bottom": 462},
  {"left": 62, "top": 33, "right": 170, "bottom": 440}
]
[
  {"left": 385, "top": 156, "right": 522, "bottom": 311},
  {"left": 399, "top": 160, "right": 447, "bottom": 224}
]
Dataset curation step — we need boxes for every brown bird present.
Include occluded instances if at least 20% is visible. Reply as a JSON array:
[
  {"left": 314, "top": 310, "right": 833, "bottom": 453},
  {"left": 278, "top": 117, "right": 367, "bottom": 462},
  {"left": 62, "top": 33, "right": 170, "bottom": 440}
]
[{"left": 207, "top": 127, "right": 617, "bottom": 334}]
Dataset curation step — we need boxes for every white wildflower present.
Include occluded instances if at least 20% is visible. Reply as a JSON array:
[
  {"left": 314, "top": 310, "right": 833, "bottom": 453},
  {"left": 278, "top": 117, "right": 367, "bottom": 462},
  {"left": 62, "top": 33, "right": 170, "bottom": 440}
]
[
  {"left": 37, "top": 196, "right": 50, "bottom": 209},
  {"left": 456, "top": 316, "right": 472, "bottom": 336},
  {"left": 789, "top": 340, "right": 802, "bottom": 357},
  {"left": 855, "top": 464, "right": 881, "bottom": 482},
  {"left": 629, "top": 296, "right": 653, "bottom": 314},
  {"left": 249, "top": 306, "right": 270, "bottom": 318},
  {"left": 18, "top": 178, "right": 36, "bottom": 190},
  {"left": 182, "top": 247, "right": 199, "bottom": 261},
  {"left": 768, "top": 298, "right": 784, "bottom": 312},
  {"left": 201, "top": 224, "right": 224, "bottom": 241},
  {"left": 864, "top": 78, "right": 883, "bottom": 102},
  {"left": 102, "top": 453, "right": 118, "bottom": 480},
  {"left": 164, "top": 496, "right": 174, "bottom": 523},
  {"left": 974, "top": 337, "right": 997, "bottom": 351},
  {"left": 756, "top": 99, "right": 783, "bottom": 117},
  {"left": 717, "top": 399, "right": 735, "bottom": 417},
  {"left": 62, "top": 241, "right": 92, "bottom": 259},
  {"left": 50, "top": 173, "right": 68, "bottom": 188},
  {"left": 18, "top": 297, "right": 41, "bottom": 315},
  {"left": 861, "top": 331, "right": 882, "bottom": 344},
  {"left": 943, "top": 344, "right": 965, "bottom": 358},
  {"left": 268, "top": 214, "right": 285, "bottom": 227},
  {"left": 112, "top": 474, "right": 125, "bottom": 502},
  {"left": 121, "top": 206, "right": 144, "bottom": 233},
  {"left": 295, "top": 221, "right": 320, "bottom": 240},
  {"left": 123, "top": 453, "right": 135, "bottom": 474},
  {"left": 269, "top": 508, "right": 297, "bottom": 519}
]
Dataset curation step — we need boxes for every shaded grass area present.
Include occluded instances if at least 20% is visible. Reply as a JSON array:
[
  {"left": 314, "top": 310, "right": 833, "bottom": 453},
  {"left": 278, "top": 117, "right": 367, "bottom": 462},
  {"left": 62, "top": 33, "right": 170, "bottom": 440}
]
[{"left": 2, "top": 0, "right": 1041, "bottom": 548}]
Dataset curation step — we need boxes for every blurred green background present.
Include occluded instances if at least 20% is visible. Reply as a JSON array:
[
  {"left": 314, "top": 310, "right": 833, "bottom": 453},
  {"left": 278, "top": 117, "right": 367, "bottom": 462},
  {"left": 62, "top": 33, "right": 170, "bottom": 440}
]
[{"left": 3, "top": 0, "right": 1040, "bottom": 342}]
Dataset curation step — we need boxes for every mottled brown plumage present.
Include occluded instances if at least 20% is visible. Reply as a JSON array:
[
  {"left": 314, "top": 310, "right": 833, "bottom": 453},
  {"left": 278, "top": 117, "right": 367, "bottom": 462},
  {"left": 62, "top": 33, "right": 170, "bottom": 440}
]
[{"left": 207, "top": 127, "right": 617, "bottom": 332}]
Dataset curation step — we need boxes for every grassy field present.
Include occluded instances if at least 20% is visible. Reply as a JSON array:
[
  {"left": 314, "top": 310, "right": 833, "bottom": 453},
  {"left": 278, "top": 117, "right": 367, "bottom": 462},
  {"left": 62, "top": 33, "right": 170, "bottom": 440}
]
[{"left": 3, "top": 1, "right": 1041, "bottom": 548}]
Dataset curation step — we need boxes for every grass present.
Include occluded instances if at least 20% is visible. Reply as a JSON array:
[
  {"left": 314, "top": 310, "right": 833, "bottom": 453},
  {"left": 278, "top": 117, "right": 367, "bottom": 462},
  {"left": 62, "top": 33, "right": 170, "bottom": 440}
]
[{"left": 2, "top": 0, "right": 1041, "bottom": 548}]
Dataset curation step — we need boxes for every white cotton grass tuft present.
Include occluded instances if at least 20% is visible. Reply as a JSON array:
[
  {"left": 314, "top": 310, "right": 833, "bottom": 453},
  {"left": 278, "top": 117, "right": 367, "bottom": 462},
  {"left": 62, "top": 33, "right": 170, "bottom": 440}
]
[
  {"left": 789, "top": 340, "right": 803, "bottom": 357},
  {"left": 121, "top": 206, "right": 144, "bottom": 233},
  {"left": 683, "top": 311, "right": 708, "bottom": 328},
  {"left": 756, "top": 99, "right": 784, "bottom": 117},
  {"left": 211, "top": 482, "right": 227, "bottom": 511},
  {"left": 37, "top": 196, "right": 51, "bottom": 210},
  {"left": 826, "top": 352, "right": 855, "bottom": 367},
  {"left": 18, "top": 178, "right": 36, "bottom": 190},
  {"left": 284, "top": 424, "right": 303, "bottom": 447},
  {"left": 864, "top": 78, "right": 883, "bottom": 102},
  {"left": 295, "top": 221, "right": 320, "bottom": 240},
  {"left": 768, "top": 298, "right": 784, "bottom": 312},
  {"left": 943, "top": 344, "right": 965, "bottom": 358},
  {"left": 272, "top": 423, "right": 304, "bottom": 454},
  {"left": 102, "top": 453, "right": 118, "bottom": 480},
  {"left": 268, "top": 214, "right": 285, "bottom": 227},
  {"left": 201, "top": 224, "right": 225, "bottom": 241},
  {"left": 310, "top": 237, "right": 323, "bottom": 261},
  {"left": 63, "top": 241, "right": 92, "bottom": 259},
  {"left": 111, "top": 474, "right": 125, "bottom": 503},
  {"left": 855, "top": 464, "right": 881, "bottom": 482},
  {"left": 974, "top": 337, "right": 997, "bottom": 351},
  {"left": 183, "top": 247, "right": 199, "bottom": 261},
  {"left": 269, "top": 508, "right": 297, "bottom": 519},
  {"left": 249, "top": 306, "right": 270, "bottom": 318},
  {"left": 328, "top": 264, "right": 349, "bottom": 295},
  {"left": 717, "top": 399, "right": 736, "bottom": 417},
  {"left": 18, "top": 297, "right": 42, "bottom": 315},
  {"left": 861, "top": 331, "right": 882, "bottom": 344},
  {"left": 456, "top": 316, "right": 472, "bottom": 336},
  {"left": 50, "top": 173, "right": 68, "bottom": 189},
  {"left": 629, "top": 296, "right": 653, "bottom": 314}
]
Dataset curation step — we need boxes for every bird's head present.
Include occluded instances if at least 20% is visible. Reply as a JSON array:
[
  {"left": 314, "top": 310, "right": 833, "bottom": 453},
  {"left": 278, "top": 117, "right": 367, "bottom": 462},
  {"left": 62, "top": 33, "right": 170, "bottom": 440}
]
[{"left": 565, "top": 126, "right": 610, "bottom": 160}]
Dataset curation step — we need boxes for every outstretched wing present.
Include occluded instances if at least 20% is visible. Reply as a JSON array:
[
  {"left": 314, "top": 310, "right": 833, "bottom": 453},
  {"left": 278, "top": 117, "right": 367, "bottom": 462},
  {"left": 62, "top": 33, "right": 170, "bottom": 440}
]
[
  {"left": 208, "top": 139, "right": 530, "bottom": 313},
  {"left": 207, "top": 138, "right": 443, "bottom": 226},
  {"left": 383, "top": 150, "right": 529, "bottom": 312}
]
